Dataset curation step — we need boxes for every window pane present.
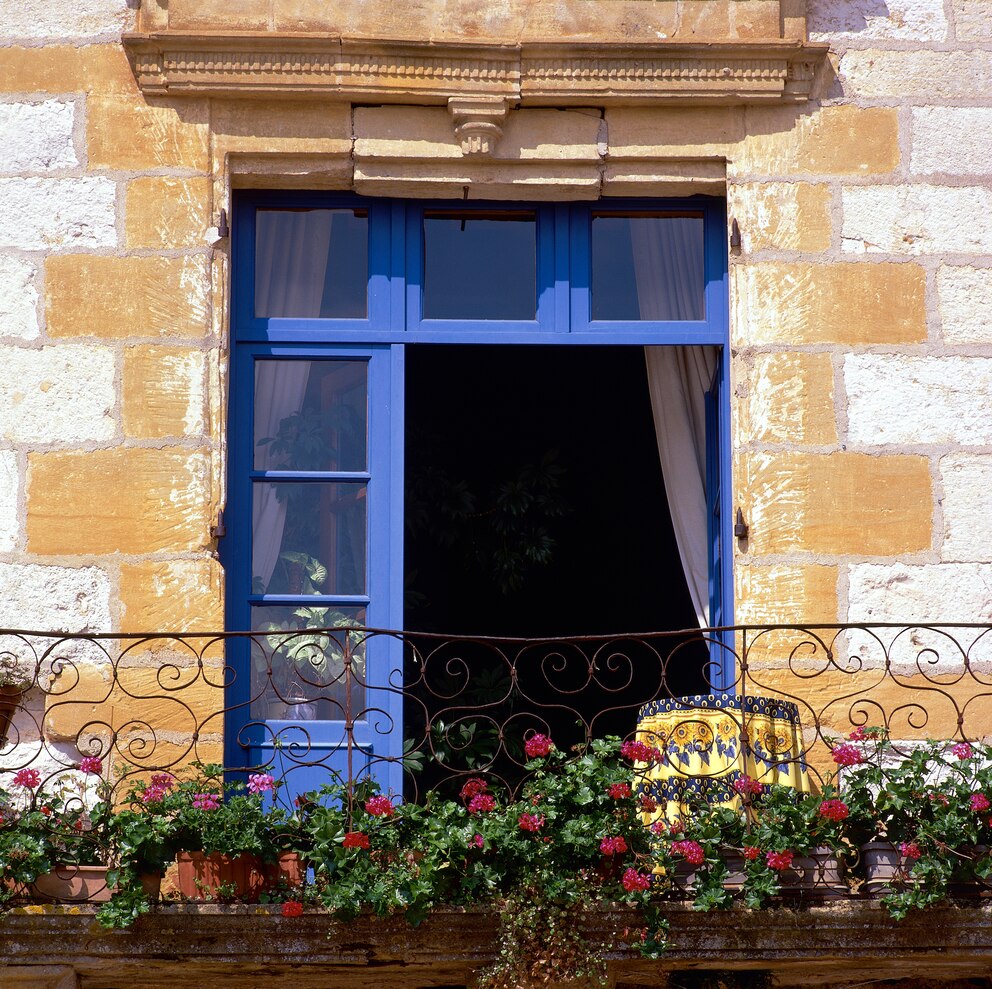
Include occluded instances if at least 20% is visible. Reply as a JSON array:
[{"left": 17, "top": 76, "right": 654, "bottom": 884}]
[
  {"left": 254, "top": 360, "right": 368, "bottom": 472},
  {"left": 252, "top": 482, "right": 366, "bottom": 596},
  {"left": 249, "top": 605, "right": 366, "bottom": 721},
  {"left": 592, "top": 214, "right": 705, "bottom": 321},
  {"left": 423, "top": 211, "right": 536, "bottom": 320},
  {"left": 255, "top": 208, "right": 368, "bottom": 318}
]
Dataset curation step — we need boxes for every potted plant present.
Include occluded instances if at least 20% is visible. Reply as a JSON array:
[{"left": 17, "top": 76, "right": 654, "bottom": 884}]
[
  {"left": 97, "top": 762, "right": 304, "bottom": 928},
  {"left": 1, "top": 756, "right": 114, "bottom": 905},
  {"left": 0, "top": 653, "right": 36, "bottom": 747},
  {"left": 842, "top": 732, "right": 992, "bottom": 917}
]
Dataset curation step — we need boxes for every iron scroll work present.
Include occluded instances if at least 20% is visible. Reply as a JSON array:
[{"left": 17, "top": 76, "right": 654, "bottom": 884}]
[{"left": 3, "top": 623, "right": 992, "bottom": 802}]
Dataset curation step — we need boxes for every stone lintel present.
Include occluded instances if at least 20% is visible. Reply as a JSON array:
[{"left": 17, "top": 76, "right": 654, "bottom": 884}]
[{"left": 123, "top": 34, "right": 829, "bottom": 107}]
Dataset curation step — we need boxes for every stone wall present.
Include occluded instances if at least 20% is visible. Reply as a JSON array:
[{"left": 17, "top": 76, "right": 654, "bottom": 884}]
[{"left": 0, "top": 0, "right": 989, "bottom": 752}]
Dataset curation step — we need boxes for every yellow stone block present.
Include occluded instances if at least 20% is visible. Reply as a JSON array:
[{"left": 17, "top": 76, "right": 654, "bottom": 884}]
[
  {"left": 737, "top": 352, "right": 838, "bottom": 446},
  {"left": 606, "top": 106, "right": 745, "bottom": 161},
  {"left": 739, "top": 451, "right": 932, "bottom": 556},
  {"left": 46, "top": 256, "right": 210, "bottom": 339},
  {"left": 120, "top": 558, "right": 225, "bottom": 634},
  {"left": 738, "top": 106, "right": 900, "bottom": 176},
  {"left": 729, "top": 182, "right": 832, "bottom": 252},
  {"left": 0, "top": 45, "right": 137, "bottom": 96},
  {"left": 736, "top": 564, "right": 839, "bottom": 626},
  {"left": 166, "top": 0, "right": 270, "bottom": 30},
  {"left": 87, "top": 97, "right": 210, "bottom": 172},
  {"left": 211, "top": 100, "right": 352, "bottom": 159},
  {"left": 123, "top": 346, "right": 206, "bottom": 440},
  {"left": 733, "top": 262, "right": 927, "bottom": 347},
  {"left": 27, "top": 448, "right": 212, "bottom": 556},
  {"left": 44, "top": 661, "right": 221, "bottom": 742},
  {"left": 125, "top": 177, "right": 211, "bottom": 250}
]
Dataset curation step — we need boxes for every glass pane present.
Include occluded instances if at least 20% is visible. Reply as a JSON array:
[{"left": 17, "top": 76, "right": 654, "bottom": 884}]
[
  {"left": 592, "top": 213, "right": 705, "bottom": 321},
  {"left": 252, "top": 482, "right": 366, "bottom": 596},
  {"left": 249, "top": 605, "right": 366, "bottom": 721},
  {"left": 255, "top": 208, "right": 368, "bottom": 318},
  {"left": 254, "top": 360, "right": 368, "bottom": 472},
  {"left": 423, "top": 211, "right": 536, "bottom": 320}
]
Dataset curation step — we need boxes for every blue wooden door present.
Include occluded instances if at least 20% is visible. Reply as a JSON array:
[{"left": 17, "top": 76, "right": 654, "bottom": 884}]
[{"left": 224, "top": 344, "right": 404, "bottom": 799}]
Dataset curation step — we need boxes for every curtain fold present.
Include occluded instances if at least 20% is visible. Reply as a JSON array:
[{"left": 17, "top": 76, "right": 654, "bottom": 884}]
[
  {"left": 630, "top": 217, "right": 716, "bottom": 628},
  {"left": 251, "top": 210, "right": 336, "bottom": 591}
]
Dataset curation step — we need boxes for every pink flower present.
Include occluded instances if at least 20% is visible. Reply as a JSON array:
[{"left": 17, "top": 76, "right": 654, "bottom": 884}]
[
  {"left": 732, "top": 775, "right": 764, "bottom": 797},
  {"left": 673, "top": 840, "right": 705, "bottom": 866},
  {"left": 818, "top": 799, "right": 849, "bottom": 822},
  {"left": 518, "top": 812, "right": 545, "bottom": 832},
  {"left": 79, "top": 756, "right": 102, "bottom": 776},
  {"left": 524, "top": 734, "right": 553, "bottom": 759},
  {"left": 639, "top": 794, "right": 658, "bottom": 813},
  {"left": 343, "top": 831, "right": 370, "bottom": 850},
  {"left": 192, "top": 792, "right": 220, "bottom": 811},
  {"left": 970, "top": 793, "right": 990, "bottom": 812},
  {"left": 364, "top": 795, "right": 395, "bottom": 817},
  {"left": 743, "top": 846, "right": 761, "bottom": 861},
  {"left": 650, "top": 820, "right": 667, "bottom": 835},
  {"left": 953, "top": 742, "right": 975, "bottom": 760},
  {"left": 470, "top": 833, "right": 485, "bottom": 849},
  {"left": 468, "top": 793, "right": 496, "bottom": 815},
  {"left": 141, "top": 785, "right": 166, "bottom": 804},
  {"left": 766, "top": 850, "right": 794, "bottom": 871},
  {"left": 460, "top": 778, "right": 488, "bottom": 803},
  {"left": 607, "top": 783, "right": 632, "bottom": 800},
  {"left": 621, "top": 868, "right": 652, "bottom": 892},
  {"left": 600, "top": 836, "right": 629, "bottom": 856},
  {"left": 281, "top": 900, "right": 304, "bottom": 917},
  {"left": 150, "top": 773, "right": 175, "bottom": 790},
  {"left": 848, "top": 726, "right": 867, "bottom": 742},
  {"left": 899, "top": 841, "right": 921, "bottom": 860},
  {"left": 620, "top": 739, "right": 661, "bottom": 763},
  {"left": 831, "top": 743, "right": 863, "bottom": 767},
  {"left": 12, "top": 768, "right": 40, "bottom": 790},
  {"left": 247, "top": 773, "right": 275, "bottom": 795}
]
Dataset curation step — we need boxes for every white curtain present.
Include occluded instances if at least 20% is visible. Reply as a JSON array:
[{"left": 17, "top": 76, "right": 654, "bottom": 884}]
[
  {"left": 251, "top": 211, "right": 335, "bottom": 590},
  {"left": 630, "top": 219, "right": 717, "bottom": 628}
]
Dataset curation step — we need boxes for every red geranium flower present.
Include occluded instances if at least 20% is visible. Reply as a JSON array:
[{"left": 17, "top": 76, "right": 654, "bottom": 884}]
[
  {"left": 364, "top": 795, "right": 395, "bottom": 817},
  {"left": 743, "top": 846, "right": 761, "bottom": 861},
  {"left": 281, "top": 900, "right": 304, "bottom": 917},
  {"left": 607, "top": 783, "right": 632, "bottom": 800},
  {"left": 621, "top": 868, "right": 651, "bottom": 892},
  {"left": 818, "top": 798, "right": 849, "bottom": 822},
  {"left": 518, "top": 812, "right": 545, "bottom": 832},
  {"left": 524, "top": 734, "right": 553, "bottom": 759},
  {"left": 468, "top": 793, "right": 496, "bottom": 815},
  {"left": 343, "top": 831, "right": 370, "bottom": 850},
  {"left": 766, "top": 850, "right": 794, "bottom": 871},
  {"left": 459, "top": 777, "right": 488, "bottom": 803}
]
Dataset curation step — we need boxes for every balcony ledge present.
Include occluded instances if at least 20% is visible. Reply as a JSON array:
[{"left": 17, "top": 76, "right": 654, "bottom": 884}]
[{"left": 3, "top": 900, "right": 992, "bottom": 989}]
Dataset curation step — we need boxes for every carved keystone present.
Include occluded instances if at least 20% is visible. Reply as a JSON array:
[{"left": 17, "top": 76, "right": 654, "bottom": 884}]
[{"left": 448, "top": 97, "right": 509, "bottom": 156}]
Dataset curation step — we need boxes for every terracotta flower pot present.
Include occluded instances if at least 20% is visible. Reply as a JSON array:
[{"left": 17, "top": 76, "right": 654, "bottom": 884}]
[
  {"left": 30, "top": 864, "right": 112, "bottom": 903},
  {"left": 264, "top": 852, "right": 306, "bottom": 887},
  {"left": 673, "top": 853, "right": 747, "bottom": 894},
  {"left": 176, "top": 852, "right": 269, "bottom": 902},
  {"left": 860, "top": 840, "right": 906, "bottom": 895},
  {"left": 0, "top": 685, "right": 24, "bottom": 746},
  {"left": 778, "top": 848, "right": 845, "bottom": 899}
]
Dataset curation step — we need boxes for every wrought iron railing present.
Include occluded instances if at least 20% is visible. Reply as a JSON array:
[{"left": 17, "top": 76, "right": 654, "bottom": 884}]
[{"left": 3, "top": 623, "right": 992, "bottom": 903}]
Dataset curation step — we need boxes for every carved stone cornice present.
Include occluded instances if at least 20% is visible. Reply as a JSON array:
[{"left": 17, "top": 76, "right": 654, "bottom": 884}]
[{"left": 123, "top": 34, "right": 829, "bottom": 106}]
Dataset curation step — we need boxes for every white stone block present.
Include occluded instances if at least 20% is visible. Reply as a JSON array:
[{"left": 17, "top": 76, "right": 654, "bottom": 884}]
[
  {"left": 0, "top": 564, "right": 111, "bottom": 632},
  {"left": 940, "top": 455, "right": 992, "bottom": 562},
  {"left": 3, "top": 0, "right": 134, "bottom": 39},
  {"left": 839, "top": 50, "right": 992, "bottom": 101},
  {"left": 939, "top": 266, "right": 992, "bottom": 345},
  {"left": 0, "top": 452, "right": 17, "bottom": 553},
  {"left": 0, "top": 178, "right": 116, "bottom": 250},
  {"left": 809, "top": 0, "right": 947, "bottom": 41},
  {"left": 0, "top": 103, "right": 77, "bottom": 173},
  {"left": 848, "top": 563, "right": 992, "bottom": 663},
  {"left": 842, "top": 186, "right": 992, "bottom": 255},
  {"left": 845, "top": 354, "right": 992, "bottom": 446},
  {"left": 0, "top": 255, "right": 39, "bottom": 341},
  {"left": 912, "top": 108, "right": 992, "bottom": 176},
  {"left": 0, "top": 344, "right": 115, "bottom": 444}
]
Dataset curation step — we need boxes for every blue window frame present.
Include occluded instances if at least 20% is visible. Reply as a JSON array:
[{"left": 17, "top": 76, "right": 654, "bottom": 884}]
[{"left": 226, "top": 193, "right": 732, "bottom": 791}]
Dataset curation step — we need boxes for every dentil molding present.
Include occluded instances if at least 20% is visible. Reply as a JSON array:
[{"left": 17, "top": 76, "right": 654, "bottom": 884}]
[{"left": 124, "top": 34, "right": 829, "bottom": 107}]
